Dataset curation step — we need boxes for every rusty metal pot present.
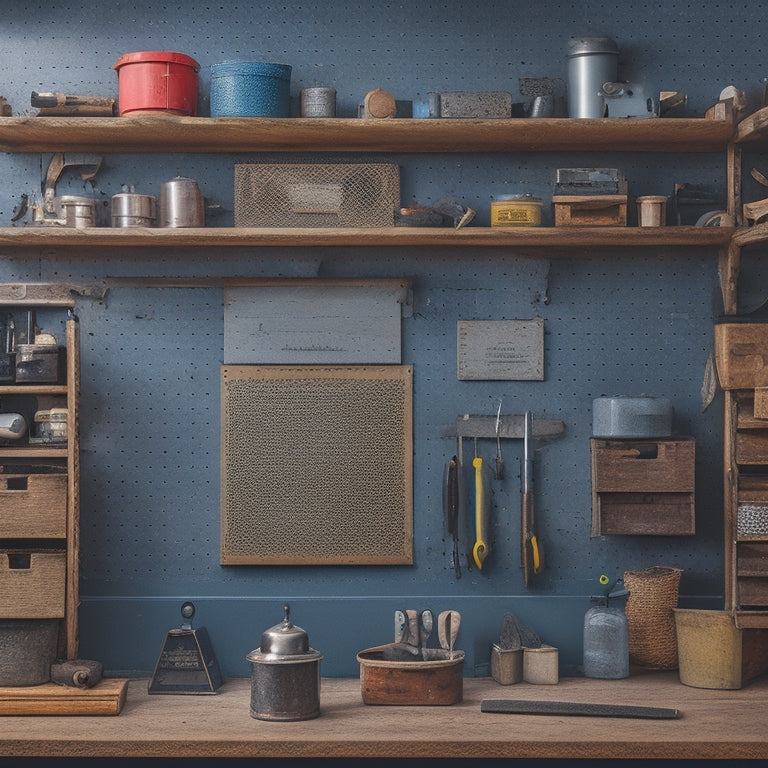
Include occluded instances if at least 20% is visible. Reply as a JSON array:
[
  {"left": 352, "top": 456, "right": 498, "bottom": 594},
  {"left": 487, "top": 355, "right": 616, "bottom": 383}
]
[{"left": 246, "top": 605, "right": 322, "bottom": 721}]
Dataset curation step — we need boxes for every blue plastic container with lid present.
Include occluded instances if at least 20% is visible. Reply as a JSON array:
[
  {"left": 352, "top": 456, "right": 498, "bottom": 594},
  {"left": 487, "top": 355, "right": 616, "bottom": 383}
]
[{"left": 210, "top": 61, "right": 292, "bottom": 117}]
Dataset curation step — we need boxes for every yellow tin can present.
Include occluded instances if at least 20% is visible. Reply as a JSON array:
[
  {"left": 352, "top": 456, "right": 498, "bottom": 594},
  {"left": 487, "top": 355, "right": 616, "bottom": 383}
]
[{"left": 490, "top": 194, "right": 543, "bottom": 227}]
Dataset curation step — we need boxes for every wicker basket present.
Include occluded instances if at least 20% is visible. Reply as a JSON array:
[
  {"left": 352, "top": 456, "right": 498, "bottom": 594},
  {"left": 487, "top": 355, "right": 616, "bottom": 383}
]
[{"left": 623, "top": 566, "right": 683, "bottom": 670}]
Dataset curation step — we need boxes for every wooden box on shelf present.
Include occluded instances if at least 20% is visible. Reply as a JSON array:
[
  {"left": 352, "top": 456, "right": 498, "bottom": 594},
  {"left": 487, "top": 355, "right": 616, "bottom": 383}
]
[
  {"left": 552, "top": 195, "right": 628, "bottom": 226},
  {"left": 0, "top": 474, "right": 67, "bottom": 538},
  {"left": 590, "top": 437, "right": 695, "bottom": 536},
  {"left": 0, "top": 550, "right": 66, "bottom": 618}
]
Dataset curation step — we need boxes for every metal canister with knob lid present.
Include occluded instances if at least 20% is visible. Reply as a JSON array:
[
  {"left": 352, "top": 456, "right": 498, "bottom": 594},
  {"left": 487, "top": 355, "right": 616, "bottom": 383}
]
[{"left": 246, "top": 604, "right": 323, "bottom": 720}]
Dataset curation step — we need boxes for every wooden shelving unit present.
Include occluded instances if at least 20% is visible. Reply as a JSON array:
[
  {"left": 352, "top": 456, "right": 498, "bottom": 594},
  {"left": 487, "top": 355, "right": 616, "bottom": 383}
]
[{"left": 0, "top": 314, "right": 80, "bottom": 658}]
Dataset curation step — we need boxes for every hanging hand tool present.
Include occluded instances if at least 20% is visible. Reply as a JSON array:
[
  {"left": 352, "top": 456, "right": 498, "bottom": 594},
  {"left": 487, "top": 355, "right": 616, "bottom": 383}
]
[
  {"left": 443, "top": 455, "right": 462, "bottom": 578},
  {"left": 437, "top": 610, "right": 461, "bottom": 659},
  {"left": 420, "top": 610, "right": 433, "bottom": 657},
  {"left": 494, "top": 398, "right": 504, "bottom": 480},
  {"left": 472, "top": 438, "right": 489, "bottom": 570},
  {"left": 394, "top": 609, "right": 407, "bottom": 644},
  {"left": 521, "top": 411, "right": 542, "bottom": 587}
]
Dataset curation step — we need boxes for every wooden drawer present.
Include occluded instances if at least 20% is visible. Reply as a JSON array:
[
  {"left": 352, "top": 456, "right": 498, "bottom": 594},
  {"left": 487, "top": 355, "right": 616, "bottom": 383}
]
[
  {"left": 0, "top": 474, "right": 67, "bottom": 538},
  {"left": 593, "top": 492, "right": 695, "bottom": 536},
  {"left": 0, "top": 550, "right": 66, "bottom": 618},
  {"left": 737, "top": 431, "right": 768, "bottom": 465},
  {"left": 714, "top": 323, "right": 768, "bottom": 390},
  {"left": 591, "top": 438, "right": 695, "bottom": 492},
  {"left": 738, "top": 578, "right": 768, "bottom": 607},
  {"left": 591, "top": 438, "right": 695, "bottom": 536}
]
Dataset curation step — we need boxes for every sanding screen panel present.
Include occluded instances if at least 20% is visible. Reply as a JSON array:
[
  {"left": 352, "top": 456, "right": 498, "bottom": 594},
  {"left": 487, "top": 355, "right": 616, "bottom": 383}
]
[{"left": 220, "top": 365, "right": 413, "bottom": 564}]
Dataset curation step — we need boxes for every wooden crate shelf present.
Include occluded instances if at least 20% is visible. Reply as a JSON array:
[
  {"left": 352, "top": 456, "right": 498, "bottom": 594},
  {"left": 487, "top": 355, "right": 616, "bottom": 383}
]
[{"left": 591, "top": 437, "right": 695, "bottom": 536}]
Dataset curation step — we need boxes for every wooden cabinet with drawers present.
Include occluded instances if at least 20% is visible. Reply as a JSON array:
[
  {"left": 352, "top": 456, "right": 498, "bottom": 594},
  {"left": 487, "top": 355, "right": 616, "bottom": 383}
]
[
  {"left": 0, "top": 310, "right": 79, "bottom": 657},
  {"left": 724, "top": 391, "right": 768, "bottom": 626}
]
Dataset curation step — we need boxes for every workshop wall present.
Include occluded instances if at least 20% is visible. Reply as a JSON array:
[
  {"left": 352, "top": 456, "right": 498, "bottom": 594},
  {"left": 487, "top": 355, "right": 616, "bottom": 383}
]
[{"left": 0, "top": 0, "right": 763, "bottom": 678}]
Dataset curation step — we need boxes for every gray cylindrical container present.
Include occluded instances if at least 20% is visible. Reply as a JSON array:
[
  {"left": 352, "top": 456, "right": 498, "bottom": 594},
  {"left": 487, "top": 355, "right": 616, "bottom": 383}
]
[
  {"left": 583, "top": 585, "right": 630, "bottom": 679},
  {"left": 300, "top": 87, "right": 336, "bottom": 117},
  {"left": 0, "top": 619, "right": 59, "bottom": 686},
  {"left": 246, "top": 605, "right": 323, "bottom": 721},
  {"left": 566, "top": 36, "right": 619, "bottom": 118},
  {"left": 159, "top": 177, "right": 205, "bottom": 227}
]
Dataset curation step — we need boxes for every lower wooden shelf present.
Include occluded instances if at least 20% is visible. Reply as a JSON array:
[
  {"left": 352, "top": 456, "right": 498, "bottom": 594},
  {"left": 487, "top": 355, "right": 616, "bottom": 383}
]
[
  {"left": 0, "top": 225, "right": 733, "bottom": 250},
  {"left": 0, "top": 675, "right": 766, "bottom": 759}
]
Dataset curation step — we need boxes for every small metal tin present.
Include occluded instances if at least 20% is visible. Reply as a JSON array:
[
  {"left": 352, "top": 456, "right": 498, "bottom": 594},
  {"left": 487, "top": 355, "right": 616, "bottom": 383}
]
[
  {"left": 246, "top": 605, "right": 323, "bottom": 721},
  {"left": 490, "top": 194, "right": 543, "bottom": 227},
  {"left": 300, "top": 87, "right": 336, "bottom": 118}
]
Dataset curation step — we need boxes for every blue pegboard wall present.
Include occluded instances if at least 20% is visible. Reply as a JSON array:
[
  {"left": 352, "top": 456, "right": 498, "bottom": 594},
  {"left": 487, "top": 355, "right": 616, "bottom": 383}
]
[{"left": 0, "top": 0, "right": 760, "bottom": 678}]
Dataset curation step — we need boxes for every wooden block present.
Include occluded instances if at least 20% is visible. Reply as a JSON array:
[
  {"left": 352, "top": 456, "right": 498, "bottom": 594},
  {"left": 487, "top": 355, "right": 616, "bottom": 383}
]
[
  {"left": 363, "top": 89, "right": 396, "bottom": 119},
  {"left": 0, "top": 474, "right": 67, "bottom": 538},
  {"left": 552, "top": 195, "right": 627, "bottom": 226},
  {"left": 0, "top": 551, "right": 66, "bottom": 618},
  {"left": 714, "top": 323, "right": 768, "bottom": 389},
  {"left": 595, "top": 492, "right": 695, "bottom": 536},
  {"left": 0, "top": 678, "right": 128, "bottom": 715},
  {"left": 755, "top": 388, "right": 768, "bottom": 419},
  {"left": 736, "top": 431, "right": 768, "bottom": 464}
]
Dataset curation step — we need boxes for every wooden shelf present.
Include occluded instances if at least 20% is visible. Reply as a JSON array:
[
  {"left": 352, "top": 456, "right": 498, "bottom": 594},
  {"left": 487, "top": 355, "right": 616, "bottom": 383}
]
[
  {"left": 0, "top": 115, "right": 735, "bottom": 154},
  {"left": 2, "top": 675, "right": 768, "bottom": 760},
  {"left": 0, "top": 225, "right": 734, "bottom": 249}
]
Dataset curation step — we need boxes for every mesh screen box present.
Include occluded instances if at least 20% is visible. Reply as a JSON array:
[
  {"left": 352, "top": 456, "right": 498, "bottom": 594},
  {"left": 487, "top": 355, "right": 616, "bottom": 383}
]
[{"left": 234, "top": 163, "right": 400, "bottom": 228}]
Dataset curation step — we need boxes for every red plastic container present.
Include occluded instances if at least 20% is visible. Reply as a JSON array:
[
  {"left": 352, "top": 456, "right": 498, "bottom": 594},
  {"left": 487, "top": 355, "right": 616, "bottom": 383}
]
[{"left": 113, "top": 51, "right": 200, "bottom": 116}]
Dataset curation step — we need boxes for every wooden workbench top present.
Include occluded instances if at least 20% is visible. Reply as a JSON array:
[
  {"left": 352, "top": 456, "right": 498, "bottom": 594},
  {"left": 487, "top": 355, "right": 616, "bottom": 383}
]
[{"left": 1, "top": 673, "right": 767, "bottom": 759}]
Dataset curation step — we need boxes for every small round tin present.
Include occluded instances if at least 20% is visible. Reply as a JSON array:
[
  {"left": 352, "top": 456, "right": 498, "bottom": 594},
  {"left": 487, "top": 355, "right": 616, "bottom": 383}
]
[{"left": 490, "top": 194, "right": 542, "bottom": 227}]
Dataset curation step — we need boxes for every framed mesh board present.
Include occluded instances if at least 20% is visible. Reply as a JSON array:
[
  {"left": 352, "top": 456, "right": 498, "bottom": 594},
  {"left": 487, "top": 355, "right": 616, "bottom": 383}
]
[{"left": 220, "top": 365, "right": 413, "bottom": 564}]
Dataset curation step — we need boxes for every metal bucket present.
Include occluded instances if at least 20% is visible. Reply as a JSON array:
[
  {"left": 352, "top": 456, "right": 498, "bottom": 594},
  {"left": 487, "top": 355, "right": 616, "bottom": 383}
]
[{"left": 0, "top": 619, "right": 59, "bottom": 686}]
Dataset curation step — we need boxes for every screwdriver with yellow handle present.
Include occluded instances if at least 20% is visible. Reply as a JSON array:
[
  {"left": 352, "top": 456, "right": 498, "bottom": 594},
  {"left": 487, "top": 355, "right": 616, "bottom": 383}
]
[{"left": 472, "top": 439, "right": 489, "bottom": 570}]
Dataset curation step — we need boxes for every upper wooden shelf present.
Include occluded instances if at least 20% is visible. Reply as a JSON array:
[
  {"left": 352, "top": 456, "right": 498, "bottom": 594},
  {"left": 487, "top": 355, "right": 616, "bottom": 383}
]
[
  {"left": 0, "top": 115, "right": 735, "bottom": 154},
  {"left": 0, "top": 225, "right": 734, "bottom": 249}
]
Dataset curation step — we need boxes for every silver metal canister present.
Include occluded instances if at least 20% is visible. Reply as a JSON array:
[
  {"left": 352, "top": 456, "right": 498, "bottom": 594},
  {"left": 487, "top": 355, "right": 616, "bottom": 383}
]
[
  {"left": 300, "top": 87, "right": 336, "bottom": 117},
  {"left": 246, "top": 605, "right": 323, "bottom": 721},
  {"left": 59, "top": 196, "right": 98, "bottom": 228},
  {"left": 566, "top": 36, "right": 619, "bottom": 118},
  {"left": 111, "top": 193, "right": 158, "bottom": 227},
  {"left": 159, "top": 176, "right": 205, "bottom": 227}
]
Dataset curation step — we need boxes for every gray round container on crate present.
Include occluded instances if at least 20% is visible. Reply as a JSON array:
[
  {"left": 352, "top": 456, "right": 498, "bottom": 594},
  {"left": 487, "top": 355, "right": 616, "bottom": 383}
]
[
  {"left": 592, "top": 395, "right": 673, "bottom": 438},
  {"left": 210, "top": 61, "right": 292, "bottom": 117},
  {"left": 0, "top": 619, "right": 59, "bottom": 686}
]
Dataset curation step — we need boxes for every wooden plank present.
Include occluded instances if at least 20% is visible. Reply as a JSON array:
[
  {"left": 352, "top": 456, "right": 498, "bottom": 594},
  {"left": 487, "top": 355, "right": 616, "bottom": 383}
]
[
  {"left": 0, "top": 116, "right": 735, "bottom": 154},
  {"left": 0, "top": 225, "right": 734, "bottom": 249},
  {"left": 0, "top": 678, "right": 128, "bottom": 715}
]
